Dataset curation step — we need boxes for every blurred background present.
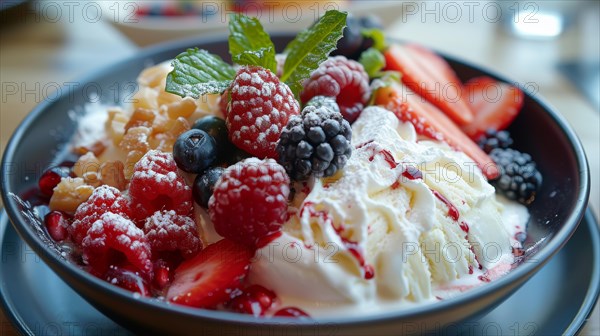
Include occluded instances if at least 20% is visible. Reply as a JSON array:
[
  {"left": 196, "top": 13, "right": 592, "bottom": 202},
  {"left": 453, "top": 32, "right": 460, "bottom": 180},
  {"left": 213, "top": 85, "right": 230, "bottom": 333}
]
[{"left": 1, "top": 0, "right": 599, "bottom": 335}]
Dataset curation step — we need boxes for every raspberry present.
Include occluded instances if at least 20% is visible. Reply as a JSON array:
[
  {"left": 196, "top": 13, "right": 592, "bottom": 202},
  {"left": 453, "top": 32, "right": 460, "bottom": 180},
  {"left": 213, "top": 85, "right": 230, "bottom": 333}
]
[
  {"left": 300, "top": 56, "right": 370, "bottom": 123},
  {"left": 82, "top": 213, "right": 153, "bottom": 279},
  {"left": 128, "top": 150, "right": 193, "bottom": 222},
  {"left": 70, "top": 185, "right": 130, "bottom": 246},
  {"left": 208, "top": 158, "right": 290, "bottom": 247},
  {"left": 277, "top": 105, "right": 352, "bottom": 180},
  {"left": 219, "top": 89, "right": 229, "bottom": 117},
  {"left": 144, "top": 210, "right": 202, "bottom": 259},
  {"left": 226, "top": 66, "right": 300, "bottom": 159}
]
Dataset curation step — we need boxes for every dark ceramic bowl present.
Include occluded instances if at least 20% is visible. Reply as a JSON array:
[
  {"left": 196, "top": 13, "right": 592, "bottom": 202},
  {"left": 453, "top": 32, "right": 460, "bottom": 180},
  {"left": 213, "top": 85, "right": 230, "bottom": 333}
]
[{"left": 0, "top": 35, "right": 590, "bottom": 335}]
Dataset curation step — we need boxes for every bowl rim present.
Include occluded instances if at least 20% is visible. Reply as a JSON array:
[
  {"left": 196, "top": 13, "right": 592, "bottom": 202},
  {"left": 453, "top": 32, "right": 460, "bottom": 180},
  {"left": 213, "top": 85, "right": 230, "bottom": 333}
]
[{"left": 0, "top": 33, "right": 591, "bottom": 327}]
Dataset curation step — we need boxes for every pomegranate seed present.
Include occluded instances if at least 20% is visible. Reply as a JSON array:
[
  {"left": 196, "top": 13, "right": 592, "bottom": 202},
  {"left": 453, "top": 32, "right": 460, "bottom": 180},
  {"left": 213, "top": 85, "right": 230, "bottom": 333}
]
[
  {"left": 229, "top": 285, "right": 277, "bottom": 316},
  {"left": 273, "top": 307, "right": 310, "bottom": 318},
  {"left": 153, "top": 259, "right": 172, "bottom": 290},
  {"left": 230, "top": 296, "right": 262, "bottom": 316},
  {"left": 38, "top": 167, "right": 69, "bottom": 197},
  {"left": 44, "top": 211, "right": 69, "bottom": 241},
  {"left": 105, "top": 266, "right": 150, "bottom": 297}
]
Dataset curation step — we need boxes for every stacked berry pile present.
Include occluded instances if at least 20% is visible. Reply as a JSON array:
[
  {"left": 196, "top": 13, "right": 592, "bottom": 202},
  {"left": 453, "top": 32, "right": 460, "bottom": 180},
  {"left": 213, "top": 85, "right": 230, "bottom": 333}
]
[{"left": 30, "top": 9, "right": 541, "bottom": 319}]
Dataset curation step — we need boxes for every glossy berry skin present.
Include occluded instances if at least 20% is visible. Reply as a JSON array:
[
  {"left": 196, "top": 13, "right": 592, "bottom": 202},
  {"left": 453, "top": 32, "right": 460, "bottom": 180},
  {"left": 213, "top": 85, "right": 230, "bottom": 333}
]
[
  {"left": 104, "top": 266, "right": 150, "bottom": 296},
  {"left": 333, "top": 15, "right": 364, "bottom": 60},
  {"left": 173, "top": 129, "right": 217, "bottom": 174},
  {"left": 44, "top": 211, "right": 69, "bottom": 241},
  {"left": 490, "top": 148, "right": 542, "bottom": 204},
  {"left": 39, "top": 167, "right": 69, "bottom": 197},
  {"left": 332, "top": 15, "right": 384, "bottom": 60},
  {"left": 228, "top": 147, "right": 251, "bottom": 165},
  {"left": 208, "top": 158, "right": 290, "bottom": 248},
  {"left": 273, "top": 307, "right": 310, "bottom": 318},
  {"left": 152, "top": 259, "right": 173, "bottom": 290},
  {"left": 228, "top": 285, "right": 278, "bottom": 316},
  {"left": 166, "top": 239, "right": 253, "bottom": 308},
  {"left": 300, "top": 56, "right": 370, "bottom": 123},
  {"left": 192, "top": 116, "right": 234, "bottom": 163},
  {"left": 193, "top": 116, "right": 228, "bottom": 145},
  {"left": 226, "top": 66, "right": 300, "bottom": 159},
  {"left": 192, "top": 167, "right": 225, "bottom": 208}
]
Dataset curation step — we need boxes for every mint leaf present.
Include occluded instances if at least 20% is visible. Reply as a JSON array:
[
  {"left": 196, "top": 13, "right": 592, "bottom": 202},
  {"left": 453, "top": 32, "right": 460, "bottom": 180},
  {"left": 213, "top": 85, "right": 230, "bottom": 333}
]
[
  {"left": 359, "top": 48, "right": 385, "bottom": 78},
  {"left": 361, "top": 28, "right": 386, "bottom": 51},
  {"left": 166, "top": 48, "right": 236, "bottom": 98},
  {"left": 228, "top": 14, "right": 277, "bottom": 72},
  {"left": 281, "top": 10, "right": 347, "bottom": 97}
]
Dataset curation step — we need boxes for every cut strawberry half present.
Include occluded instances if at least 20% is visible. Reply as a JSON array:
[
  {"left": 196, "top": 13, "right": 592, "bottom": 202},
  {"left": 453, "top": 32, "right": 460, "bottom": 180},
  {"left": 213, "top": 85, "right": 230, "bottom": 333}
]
[
  {"left": 166, "top": 239, "right": 253, "bottom": 308},
  {"left": 461, "top": 76, "right": 524, "bottom": 139},
  {"left": 374, "top": 84, "right": 499, "bottom": 180},
  {"left": 384, "top": 44, "right": 474, "bottom": 125}
]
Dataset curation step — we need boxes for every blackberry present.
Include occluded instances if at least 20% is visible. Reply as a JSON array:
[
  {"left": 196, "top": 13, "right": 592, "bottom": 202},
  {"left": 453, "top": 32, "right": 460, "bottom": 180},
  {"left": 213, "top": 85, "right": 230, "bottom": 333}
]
[
  {"left": 277, "top": 105, "right": 352, "bottom": 180},
  {"left": 490, "top": 148, "right": 542, "bottom": 204},
  {"left": 305, "top": 96, "right": 340, "bottom": 114},
  {"left": 477, "top": 129, "right": 514, "bottom": 153}
]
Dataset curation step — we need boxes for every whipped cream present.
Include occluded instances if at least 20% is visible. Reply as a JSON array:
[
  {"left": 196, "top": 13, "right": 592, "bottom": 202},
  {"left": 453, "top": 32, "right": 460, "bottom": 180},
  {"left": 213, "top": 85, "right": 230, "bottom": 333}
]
[{"left": 248, "top": 107, "right": 528, "bottom": 316}]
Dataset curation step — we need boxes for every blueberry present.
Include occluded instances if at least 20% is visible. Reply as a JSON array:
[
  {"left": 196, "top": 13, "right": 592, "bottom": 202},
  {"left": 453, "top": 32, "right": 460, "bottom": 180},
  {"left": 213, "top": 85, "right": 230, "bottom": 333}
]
[
  {"left": 173, "top": 129, "right": 217, "bottom": 173},
  {"left": 333, "top": 15, "right": 364, "bottom": 59},
  {"left": 192, "top": 116, "right": 227, "bottom": 144},
  {"left": 192, "top": 167, "right": 225, "bottom": 208},
  {"left": 228, "top": 147, "right": 251, "bottom": 165},
  {"left": 192, "top": 116, "right": 234, "bottom": 163}
]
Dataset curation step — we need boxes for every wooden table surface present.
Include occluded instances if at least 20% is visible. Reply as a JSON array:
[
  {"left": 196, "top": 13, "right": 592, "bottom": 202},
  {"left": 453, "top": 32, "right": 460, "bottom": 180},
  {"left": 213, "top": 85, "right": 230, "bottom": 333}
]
[{"left": 1, "top": 1, "right": 598, "bottom": 335}]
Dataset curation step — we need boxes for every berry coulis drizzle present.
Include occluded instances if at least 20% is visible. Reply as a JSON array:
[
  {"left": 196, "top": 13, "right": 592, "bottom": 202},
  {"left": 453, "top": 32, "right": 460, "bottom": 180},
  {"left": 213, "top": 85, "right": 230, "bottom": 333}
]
[{"left": 300, "top": 202, "right": 375, "bottom": 279}]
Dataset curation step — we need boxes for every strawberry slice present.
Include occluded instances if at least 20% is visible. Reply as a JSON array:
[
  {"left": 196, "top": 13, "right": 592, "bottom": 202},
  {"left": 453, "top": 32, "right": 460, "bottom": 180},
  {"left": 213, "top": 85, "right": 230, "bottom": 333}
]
[
  {"left": 374, "top": 84, "right": 499, "bottom": 180},
  {"left": 384, "top": 44, "right": 474, "bottom": 125},
  {"left": 461, "top": 76, "right": 524, "bottom": 139},
  {"left": 166, "top": 239, "right": 253, "bottom": 308}
]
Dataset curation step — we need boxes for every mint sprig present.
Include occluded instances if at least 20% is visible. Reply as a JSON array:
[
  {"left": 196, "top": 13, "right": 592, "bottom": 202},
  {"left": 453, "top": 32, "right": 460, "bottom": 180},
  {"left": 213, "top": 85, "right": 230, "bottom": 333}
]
[
  {"left": 280, "top": 10, "right": 348, "bottom": 97},
  {"left": 166, "top": 48, "right": 236, "bottom": 98},
  {"left": 166, "top": 10, "right": 350, "bottom": 100},
  {"left": 228, "top": 14, "right": 277, "bottom": 73}
]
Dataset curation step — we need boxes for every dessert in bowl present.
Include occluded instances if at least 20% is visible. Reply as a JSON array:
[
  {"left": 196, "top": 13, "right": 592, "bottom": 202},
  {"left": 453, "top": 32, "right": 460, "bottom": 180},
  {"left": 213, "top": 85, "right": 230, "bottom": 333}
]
[{"left": 0, "top": 11, "right": 589, "bottom": 335}]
